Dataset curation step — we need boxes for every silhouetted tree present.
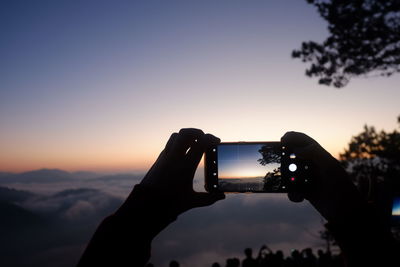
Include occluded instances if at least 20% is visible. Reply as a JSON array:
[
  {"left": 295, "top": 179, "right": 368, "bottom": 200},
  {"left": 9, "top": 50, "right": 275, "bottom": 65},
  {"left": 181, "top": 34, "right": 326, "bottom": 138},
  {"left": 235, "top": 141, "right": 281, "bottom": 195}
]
[
  {"left": 292, "top": 0, "right": 400, "bottom": 87},
  {"left": 258, "top": 144, "right": 281, "bottom": 165},
  {"left": 262, "top": 168, "right": 282, "bottom": 191},
  {"left": 340, "top": 116, "right": 400, "bottom": 195},
  {"left": 258, "top": 144, "right": 282, "bottom": 191},
  {"left": 340, "top": 115, "right": 400, "bottom": 237}
]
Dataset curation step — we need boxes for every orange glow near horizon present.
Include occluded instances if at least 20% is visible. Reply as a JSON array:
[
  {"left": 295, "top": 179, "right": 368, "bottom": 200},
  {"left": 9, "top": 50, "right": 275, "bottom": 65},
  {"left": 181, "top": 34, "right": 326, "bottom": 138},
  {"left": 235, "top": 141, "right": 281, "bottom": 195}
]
[
  {"left": 0, "top": 135, "right": 355, "bottom": 174},
  {"left": 0, "top": 139, "right": 345, "bottom": 174},
  {"left": 0, "top": 158, "right": 153, "bottom": 174}
]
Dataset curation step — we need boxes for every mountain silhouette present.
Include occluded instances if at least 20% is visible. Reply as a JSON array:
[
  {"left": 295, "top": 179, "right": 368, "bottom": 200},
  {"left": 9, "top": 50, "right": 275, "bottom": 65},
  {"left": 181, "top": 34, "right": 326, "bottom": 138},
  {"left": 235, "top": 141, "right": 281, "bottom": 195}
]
[{"left": 0, "top": 168, "right": 73, "bottom": 183}]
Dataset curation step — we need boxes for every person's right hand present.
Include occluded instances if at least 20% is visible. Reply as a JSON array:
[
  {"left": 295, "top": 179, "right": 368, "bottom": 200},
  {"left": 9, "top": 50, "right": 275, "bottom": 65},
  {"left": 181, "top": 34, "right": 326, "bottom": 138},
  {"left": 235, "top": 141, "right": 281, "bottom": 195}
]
[{"left": 281, "top": 132, "right": 365, "bottom": 223}]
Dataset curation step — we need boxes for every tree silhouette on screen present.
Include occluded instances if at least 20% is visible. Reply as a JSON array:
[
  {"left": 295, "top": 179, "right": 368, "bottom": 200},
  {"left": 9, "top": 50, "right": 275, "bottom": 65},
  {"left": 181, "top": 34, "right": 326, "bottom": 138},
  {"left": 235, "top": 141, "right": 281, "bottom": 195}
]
[
  {"left": 292, "top": 0, "right": 400, "bottom": 88},
  {"left": 258, "top": 145, "right": 282, "bottom": 191},
  {"left": 258, "top": 145, "right": 281, "bottom": 165}
]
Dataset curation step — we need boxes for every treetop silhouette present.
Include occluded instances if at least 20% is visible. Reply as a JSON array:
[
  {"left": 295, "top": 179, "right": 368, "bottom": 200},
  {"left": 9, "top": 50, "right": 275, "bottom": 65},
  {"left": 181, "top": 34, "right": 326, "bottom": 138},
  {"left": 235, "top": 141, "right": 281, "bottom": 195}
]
[{"left": 293, "top": 0, "right": 400, "bottom": 88}]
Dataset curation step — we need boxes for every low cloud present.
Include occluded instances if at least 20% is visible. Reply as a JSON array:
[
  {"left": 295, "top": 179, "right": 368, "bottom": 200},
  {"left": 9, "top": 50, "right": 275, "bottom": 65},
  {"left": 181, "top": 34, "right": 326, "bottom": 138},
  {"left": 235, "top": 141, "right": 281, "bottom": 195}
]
[
  {"left": 19, "top": 188, "right": 123, "bottom": 221},
  {"left": 151, "top": 194, "right": 325, "bottom": 267},
  {"left": 64, "top": 200, "right": 95, "bottom": 220},
  {"left": 0, "top": 170, "right": 328, "bottom": 267}
]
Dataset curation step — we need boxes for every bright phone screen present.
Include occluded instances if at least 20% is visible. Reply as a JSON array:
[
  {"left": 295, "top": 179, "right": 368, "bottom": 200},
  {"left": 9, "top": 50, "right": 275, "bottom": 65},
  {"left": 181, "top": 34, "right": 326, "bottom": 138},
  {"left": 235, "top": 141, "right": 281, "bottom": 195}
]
[
  {"left": 392, "top": 197, "right": 400, "bottom": 225},
  {"left": 217, "top": 143, "right": 282, "bottom": 192}
]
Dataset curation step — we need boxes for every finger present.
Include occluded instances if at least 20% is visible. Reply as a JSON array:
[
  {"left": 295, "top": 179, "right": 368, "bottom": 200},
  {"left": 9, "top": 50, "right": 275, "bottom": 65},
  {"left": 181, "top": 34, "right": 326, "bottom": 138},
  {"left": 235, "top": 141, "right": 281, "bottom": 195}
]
[
  {"left": 287, "top": 191, "right": 305, "bottom": 203},
  {"left": 169, "top": 128, "right": 205, "bottom": 158},
  {"left": 147, "top": 132, "right": 179, "bottom": 172},
  {"left": 189, "top": 192, "right": 225, "bottom": 208},
  {"left": 294, "top": 142, "right": 334, "bottom": 168},
  {"left": 185, "top": 133, "right": 220, "bottom": 170},
  {"left": 164, "top": 132, "right": 178, "bottom": 155},
  {"left": 281, "top": 131, "right": 318, "bottom": 148}
]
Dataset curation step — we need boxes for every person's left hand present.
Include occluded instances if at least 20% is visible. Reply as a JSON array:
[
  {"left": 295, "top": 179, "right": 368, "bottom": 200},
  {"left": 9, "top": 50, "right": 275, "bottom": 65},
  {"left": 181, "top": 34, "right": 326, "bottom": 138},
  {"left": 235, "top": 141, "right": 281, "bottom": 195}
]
[{"left": 139, "top": 128, "right": 225, "bottom": 214}]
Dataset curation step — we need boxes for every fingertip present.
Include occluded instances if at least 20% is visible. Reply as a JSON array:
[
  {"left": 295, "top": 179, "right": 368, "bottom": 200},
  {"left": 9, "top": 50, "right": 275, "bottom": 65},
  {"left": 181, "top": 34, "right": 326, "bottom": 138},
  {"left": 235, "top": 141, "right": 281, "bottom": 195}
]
[
  {"left": 192, "top": 192, "right": 225, "bottom": 208},
  {"left": 282, "top": 131, "right": 297, "bottom": 138},
  {"left": 203, "top": 133, "right": 221, "bottom": 146},
  {"left": 281, "top": 131, "right": 316, "bottom": 147},
  {"left": 214, "top": 192, "right": 226, "bottom": 200},
  {"left": 165, "top": 132, "right": 179, "bottom": 152},
  {"left": 179, "top": 128, "right": 204, "bottom": 136},
  {"left": 281, "top": 131, "right": 299, "bottom": 144},
  {"left": 169, "top": 132, "right": 179, "bottom": 140},
  {"left": 287, "top": 192, "right": 305, "bottom": 203}
]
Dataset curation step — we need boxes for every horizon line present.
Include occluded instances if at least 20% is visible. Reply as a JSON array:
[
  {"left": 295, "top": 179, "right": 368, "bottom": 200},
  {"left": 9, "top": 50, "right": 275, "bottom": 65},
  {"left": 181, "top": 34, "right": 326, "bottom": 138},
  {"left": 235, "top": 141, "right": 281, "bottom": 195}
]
[{"left": 0, "top": 167, "right": 148, "bottom": 175}]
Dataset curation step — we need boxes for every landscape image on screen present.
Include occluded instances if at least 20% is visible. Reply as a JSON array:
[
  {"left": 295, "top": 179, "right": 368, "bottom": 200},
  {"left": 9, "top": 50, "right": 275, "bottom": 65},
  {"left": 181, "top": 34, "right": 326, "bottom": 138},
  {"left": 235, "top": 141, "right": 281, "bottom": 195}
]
[
  {"left": 392, "top": 197, "right": 400, "bottom": 224},
  {"left": 217, "top": 143, "right": 281, "bottom": 192}
]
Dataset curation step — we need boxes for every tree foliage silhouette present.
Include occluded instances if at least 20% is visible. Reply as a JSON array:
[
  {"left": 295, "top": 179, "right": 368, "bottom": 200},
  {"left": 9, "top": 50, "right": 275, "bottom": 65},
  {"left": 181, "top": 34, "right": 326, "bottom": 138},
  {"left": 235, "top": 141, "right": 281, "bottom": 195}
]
[
  {"left": 292, "top": 0, "right": 400, "bottom": 88},
  {"left": 340, "top": 116, "right": 400, "bottom": 238},
  {"left": 340, "top": 115, "right": 400, "bottom": 189},
  {"left": 258, "top": 144, "right": 281, "bottom": 166},
  {"left": 258, "top": 144, "right": 282, "bottom": 191}
]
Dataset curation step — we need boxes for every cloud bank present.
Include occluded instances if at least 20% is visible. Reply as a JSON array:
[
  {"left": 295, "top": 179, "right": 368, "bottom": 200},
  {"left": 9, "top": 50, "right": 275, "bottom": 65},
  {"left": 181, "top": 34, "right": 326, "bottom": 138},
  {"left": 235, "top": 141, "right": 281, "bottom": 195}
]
[{"left": 0, "top": 170, "right": 327, "bottom": 267}]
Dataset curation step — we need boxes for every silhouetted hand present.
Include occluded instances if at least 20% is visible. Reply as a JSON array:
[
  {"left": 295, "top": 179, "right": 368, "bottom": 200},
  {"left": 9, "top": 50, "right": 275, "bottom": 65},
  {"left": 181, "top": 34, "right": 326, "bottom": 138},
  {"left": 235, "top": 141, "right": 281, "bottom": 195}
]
[
  {"left": 77, "top": 129, "right": 225, "bottom": 267},
  {"left": 281, "top": 131, "right": 365, "bottom": 223},
  {"left": 139, "top": 128, "right": 225, "bottom": 214}
]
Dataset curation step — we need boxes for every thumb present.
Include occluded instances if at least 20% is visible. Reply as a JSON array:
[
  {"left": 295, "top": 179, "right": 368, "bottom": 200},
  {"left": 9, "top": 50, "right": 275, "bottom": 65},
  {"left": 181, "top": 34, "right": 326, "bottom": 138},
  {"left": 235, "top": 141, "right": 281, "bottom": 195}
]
[
  {"left": 189, "top": 192, "right": 225, "bottom": 208},
  {"left": 287, "top": 191, "right": 305, "bottom": 203}
]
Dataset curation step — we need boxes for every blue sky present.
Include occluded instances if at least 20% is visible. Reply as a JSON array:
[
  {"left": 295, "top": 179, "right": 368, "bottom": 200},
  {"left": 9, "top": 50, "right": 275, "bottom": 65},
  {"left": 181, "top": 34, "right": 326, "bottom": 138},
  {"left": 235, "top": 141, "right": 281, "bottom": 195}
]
[{"left": 1, "top": 0, "right": 399, "bottom": 172}]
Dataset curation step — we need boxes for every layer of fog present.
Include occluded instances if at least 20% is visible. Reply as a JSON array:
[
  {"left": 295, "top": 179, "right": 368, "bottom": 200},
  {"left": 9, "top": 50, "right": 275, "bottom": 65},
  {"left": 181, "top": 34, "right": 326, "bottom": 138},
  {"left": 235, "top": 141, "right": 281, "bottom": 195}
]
[{"left": 0, "top": 168, "right": 328, "bottom": 267}]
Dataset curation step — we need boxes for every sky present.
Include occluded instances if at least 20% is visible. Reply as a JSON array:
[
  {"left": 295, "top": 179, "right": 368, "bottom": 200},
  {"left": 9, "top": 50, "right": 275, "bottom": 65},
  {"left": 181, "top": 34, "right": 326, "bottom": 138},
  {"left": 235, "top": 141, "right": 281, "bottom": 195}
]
[{"left": 1, "top": 0, "right": 400, "bottom": 173}]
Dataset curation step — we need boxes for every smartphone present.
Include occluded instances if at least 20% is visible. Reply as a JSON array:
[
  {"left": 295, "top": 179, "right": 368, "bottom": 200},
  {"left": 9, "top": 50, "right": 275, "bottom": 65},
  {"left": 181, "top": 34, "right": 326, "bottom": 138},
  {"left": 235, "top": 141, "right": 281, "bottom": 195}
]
[{"left": 204, "top": 142, "right": 310, "bottom": 193}]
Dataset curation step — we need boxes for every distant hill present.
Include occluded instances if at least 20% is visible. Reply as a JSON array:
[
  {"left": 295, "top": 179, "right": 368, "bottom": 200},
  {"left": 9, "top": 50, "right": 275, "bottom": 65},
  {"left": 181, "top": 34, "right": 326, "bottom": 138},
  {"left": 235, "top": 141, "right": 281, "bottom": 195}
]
[
  {"left": 0, "top": 172, "right": 13, "bottom": 177},
  {"left": 0, "top": 168, "right": 106, "bottom": 183},
  {"left": 0, "top": 168, "right": 141, "bottom": 184},
  {"left": 0, "top": 168, "right": 73, "bottom": 183},
  {"left": 0, "top": 186, "right": 36, "bottom": 202},
  {"left": 0, "top": 186, "right": 43, "bottom": 230},
  {"left": 0, "top": 200, "right": 43, "bottom": 229}
]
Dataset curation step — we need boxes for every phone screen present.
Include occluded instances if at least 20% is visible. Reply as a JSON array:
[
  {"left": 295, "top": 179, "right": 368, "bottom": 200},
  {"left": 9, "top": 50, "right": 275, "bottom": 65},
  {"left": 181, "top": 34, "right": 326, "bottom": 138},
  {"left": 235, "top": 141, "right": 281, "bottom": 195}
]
[
  {"left": 392, "top": 196, "right": 400, "bottom": 225},
  {"left": 215, "top": 142, "right": 284, "bottom": 192}
]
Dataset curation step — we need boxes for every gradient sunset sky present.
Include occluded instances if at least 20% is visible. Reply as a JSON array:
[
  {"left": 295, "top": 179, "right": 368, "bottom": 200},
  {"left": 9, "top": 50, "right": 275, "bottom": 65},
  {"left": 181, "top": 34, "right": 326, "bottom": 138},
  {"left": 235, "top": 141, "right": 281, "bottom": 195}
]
[{"left": 1, "top": 0, "right": 399, "bottom": 173}]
